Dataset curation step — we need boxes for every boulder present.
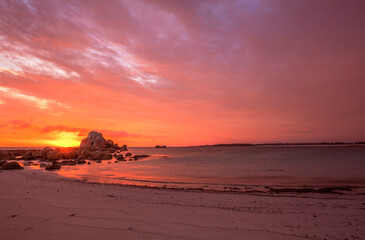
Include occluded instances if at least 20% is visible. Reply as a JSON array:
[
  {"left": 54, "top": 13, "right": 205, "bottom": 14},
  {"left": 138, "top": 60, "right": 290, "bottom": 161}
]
[
  {"left": 41, "top": 147, "right": 53, "bottom": 158},
  {"left": 32, "top": 150, "right": 43, "bottom": 159},
  {"left": 80, "top": 131, "right": 107, "bottom": 148},
  {"left": 77, "top": 149, "right": 90, "bottom": 160},
  {"left": 133, "top": 155, "right": 150, "bottom": 160},
  {"left": 47, "top": 150, "right": 61, "bottom": 161},
  {"left": 106, "top": 139, "right": 114, "bottom": 148},
  {"left": 89, "top": 151, "right": 112, "bottom": 160},
  {"left": 62, "top": 160, "right": 77, "bottom": 166},
  {"left": 0, "top": 160, "right": 7, "bottom": 167},
  {"left": 125, "top": 152, "right": 132, "bottom": 157},
  {"left": 0, "top": 162, "right": 24, "bottom": 170},
  {"left": 22, "top": 150, "right": 35, "bottom": 160},
  {"left": 40, "top": 163, "right": 48, "bottom": 168},
  {"left": 121, "top": 144, "right": 128, "bottom": 151},
  {"left": 45, "top": 164, "right": 61, "bottom": 170},
  {"left": 0, "top": 151, "right": 15, "bottom": 160},
  {"left": 116, "top": 155, "right": 125, "bottom": 160}
]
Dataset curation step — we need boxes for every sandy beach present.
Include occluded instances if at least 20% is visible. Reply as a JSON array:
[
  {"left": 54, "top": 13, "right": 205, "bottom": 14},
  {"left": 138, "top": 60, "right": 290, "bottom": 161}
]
[{"left": 0, "top": 169, "right": 363, "bottom": 240}]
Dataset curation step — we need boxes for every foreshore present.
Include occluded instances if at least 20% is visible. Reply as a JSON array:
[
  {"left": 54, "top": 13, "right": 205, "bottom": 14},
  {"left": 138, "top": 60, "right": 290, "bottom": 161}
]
[{"left": 0, "top": 169, "right": 364, "bottom": 240}]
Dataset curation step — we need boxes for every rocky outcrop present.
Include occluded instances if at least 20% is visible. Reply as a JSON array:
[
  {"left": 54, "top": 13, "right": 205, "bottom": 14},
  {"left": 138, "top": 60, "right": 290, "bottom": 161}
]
[
  {"left": 0, "top": 162, "right": 23, "bottom": 170},
  {"left": 1, "top": 131, "right": 128, "bottom": 163},
  {"left": 80, "top": 131, "right": 107, "bottom": 148},
  {"left": 155, "top": 145, "right": 167, "bottom": 148},
  {"left": 0, "top": 151, "right": 15, "bottom": 160}
]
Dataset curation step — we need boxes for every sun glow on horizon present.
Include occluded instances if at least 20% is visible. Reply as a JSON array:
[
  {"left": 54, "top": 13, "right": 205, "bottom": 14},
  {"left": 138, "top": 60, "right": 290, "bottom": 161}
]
[{"left": 45, "top": 131, "right": 81, "bottom": 147}]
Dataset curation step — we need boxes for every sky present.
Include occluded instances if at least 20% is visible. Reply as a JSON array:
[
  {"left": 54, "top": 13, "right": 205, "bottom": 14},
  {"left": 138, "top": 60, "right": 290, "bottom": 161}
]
[{"left": 0, "top": 0, "right": 364, "bottom": 147}]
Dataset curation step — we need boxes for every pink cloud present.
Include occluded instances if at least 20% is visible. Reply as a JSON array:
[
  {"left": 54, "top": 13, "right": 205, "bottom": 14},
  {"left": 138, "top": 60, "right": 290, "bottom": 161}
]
[{"left": 0, "top": 0, "right": 364, "bottom": 145}]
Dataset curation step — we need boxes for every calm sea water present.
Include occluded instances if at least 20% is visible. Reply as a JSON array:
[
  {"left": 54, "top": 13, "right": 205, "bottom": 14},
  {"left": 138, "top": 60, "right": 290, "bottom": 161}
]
[{"left": 20, "top": 146, "right": 364, "bottom": 189}]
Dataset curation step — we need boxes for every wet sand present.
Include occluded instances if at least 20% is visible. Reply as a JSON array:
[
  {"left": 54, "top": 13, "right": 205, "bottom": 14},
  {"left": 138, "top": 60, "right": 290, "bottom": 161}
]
[{"left": 0, "top": 169, "right": 364, "bottom": 240}]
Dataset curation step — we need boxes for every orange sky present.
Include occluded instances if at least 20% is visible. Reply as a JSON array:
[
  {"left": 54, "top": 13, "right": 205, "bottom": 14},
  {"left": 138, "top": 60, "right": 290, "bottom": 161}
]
[{"left": 0, "top": 0, "right": 364, "bottom": 147}]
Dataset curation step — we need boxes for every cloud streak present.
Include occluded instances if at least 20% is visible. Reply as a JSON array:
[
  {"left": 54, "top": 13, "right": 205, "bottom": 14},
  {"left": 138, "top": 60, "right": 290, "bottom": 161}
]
[{"left": 0, "top": 86, "right": 69, "bottom": 110}]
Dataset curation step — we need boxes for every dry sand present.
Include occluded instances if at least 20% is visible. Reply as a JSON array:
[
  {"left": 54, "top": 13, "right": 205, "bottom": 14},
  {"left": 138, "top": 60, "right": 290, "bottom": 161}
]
[{"left": 0, "top": 169, "right": 364, "bottom": 240}]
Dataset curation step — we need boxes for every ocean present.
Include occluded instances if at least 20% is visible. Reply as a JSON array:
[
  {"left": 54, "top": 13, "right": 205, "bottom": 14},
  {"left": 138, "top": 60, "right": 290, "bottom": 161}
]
[{"left": 20, "top": 145, "right": 364, "bottom": 190}]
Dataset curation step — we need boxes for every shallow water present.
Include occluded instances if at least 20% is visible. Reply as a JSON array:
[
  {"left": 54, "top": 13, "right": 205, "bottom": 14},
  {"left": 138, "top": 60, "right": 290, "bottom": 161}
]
[{"left": 22, "top": 146, "right": 365, "bottom": 189}]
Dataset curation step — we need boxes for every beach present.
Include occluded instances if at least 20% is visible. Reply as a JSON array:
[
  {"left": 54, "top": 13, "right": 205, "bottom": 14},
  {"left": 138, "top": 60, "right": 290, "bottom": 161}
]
[{"left": 0, "top": 169, "right": 363, "bottom": 240}]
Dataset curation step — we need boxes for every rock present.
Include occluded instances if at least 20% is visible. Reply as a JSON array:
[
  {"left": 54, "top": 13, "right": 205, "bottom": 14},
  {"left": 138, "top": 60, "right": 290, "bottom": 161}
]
[
  {"left": 0, "top": 162, "right": 24, "bottom": 170},
  {"left": 22, "top": 150, "right": 35, "bottom": 160},
  {"left": 112, "top": 153, "right": 117, "bottom": 158},
  {"left": 106, "top": 139, "right": 114, "bottom": 148},
  {"left": 96, "top": 160, "right": 101, "bottom": 163},
  {"left": 114, "top": 161, "right": 118, "bottom": 163},
  {"left": 121, "top": 144, "right": 128, "bottom": 151},
  {"left": 32, "top": 150, "right": 43, "bottom": 159},
  {"left": 77, "top": 160, "right": 87, "bottom": 164},
  {"left": 133, "top": 155, "right": 150, "bottom": 160},
  {"left": 89, "top": 151, "right": 112, "bottom": 160},
  {"left": 45, "top": 165, "right": 61, "bottom": 170},
  {"left": 80, "top": 131, "right": 107, "bottom": 148},
  {"left": 0, "top": 160, "right": 7, "bottom": 167},
  {"left": 77, "top": 149, "right": 90, "bottom": 160},
  {"left": 87, "top": 162, "right": 91, "bottom": 165},
  {"left": 46, "top": 150, "right": 61, "bottom": 160},
  {"left": 41, "top": 147, "right": 53, "bottom": 158},
  {"left": 155, "top": 145, "right": 167, "bottom": 148},
  {"left": 59, "top": 148, "right": 78, "bottom": 159},
  {"left": 39, "top": 163, "right": 48, "bottom": 168},
  {"left": 0, "top": 151, "right": 15, "bottom": 160},
  {"left": 125, "top": 152, "right": 132, "bottom": 157},
  {"left": 116, "top": 155, "right": 124, "bottom": 160},
  {"left": 62, "top": 160, "right": 76, "bottom": 166}
]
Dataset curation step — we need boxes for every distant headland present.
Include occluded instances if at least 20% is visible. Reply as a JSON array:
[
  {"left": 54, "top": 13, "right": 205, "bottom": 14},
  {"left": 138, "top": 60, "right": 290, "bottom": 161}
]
[{"left": 194, "top": 142, "right": 365, "bottom": 147}]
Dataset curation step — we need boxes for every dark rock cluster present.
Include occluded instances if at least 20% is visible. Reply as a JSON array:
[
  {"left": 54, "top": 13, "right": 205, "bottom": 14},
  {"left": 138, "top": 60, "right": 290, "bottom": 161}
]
[{"left": 0, "top": 131, "right": 151, "bottom": 171}]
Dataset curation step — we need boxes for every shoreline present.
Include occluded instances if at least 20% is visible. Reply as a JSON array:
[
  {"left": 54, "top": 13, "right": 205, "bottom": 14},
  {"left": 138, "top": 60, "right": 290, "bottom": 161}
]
[
  {"left": 1, "top": 169, "right": 364, "bottom": 240},
  {"left": 22, "top": 163, "right": 365, "bottom": 195}
]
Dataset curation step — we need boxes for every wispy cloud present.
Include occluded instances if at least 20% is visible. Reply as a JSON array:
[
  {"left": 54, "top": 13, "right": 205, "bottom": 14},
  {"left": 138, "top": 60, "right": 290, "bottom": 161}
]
[
  {"left": 0, "top": 51, "right": 80, "bottom": 79},
  {"left": 0, "top": 86, "right": 69, "bottom": 110}
]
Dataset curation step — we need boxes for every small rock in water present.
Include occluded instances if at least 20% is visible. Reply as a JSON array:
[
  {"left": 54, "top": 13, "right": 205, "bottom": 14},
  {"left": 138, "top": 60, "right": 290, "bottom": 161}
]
[
  {"left": 39, "top": 163, "right": 48, "bottom": 168},
  {"left": 0, "top": 162, "right": 24, "bottom": 170},
  {"left": 45, "top": 165, "right": 61, "bottom": 171}
]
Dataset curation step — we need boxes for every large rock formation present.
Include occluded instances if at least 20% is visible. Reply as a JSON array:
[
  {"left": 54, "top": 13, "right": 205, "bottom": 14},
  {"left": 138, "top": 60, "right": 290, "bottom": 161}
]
[
  {"left": 1, "top": 131, "right": 128, "bottom": 163},
  {"left": 80, "top": 131, "right": 107, "bottom": 148}
]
